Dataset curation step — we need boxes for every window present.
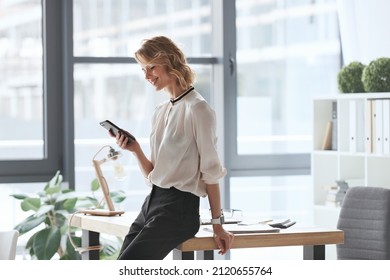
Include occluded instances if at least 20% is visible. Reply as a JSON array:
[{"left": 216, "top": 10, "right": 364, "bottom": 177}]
[
  {"left": 225, "top": 1, "right": 341, "bottom": 253},
  {"left": 71, "top": 0, "right": 216, "bottom": 212},
  {"left": 0, "top": 0, "right": 62, "bottom": 182},
  {"left": 235, "top": 0, "right": 340, "bottom": 156},
  {"left": 73, "top": 0, "right": 213, "bottom": 57},
  {"left": 0, "top": 1, "right": 43, "bottom": 160}
]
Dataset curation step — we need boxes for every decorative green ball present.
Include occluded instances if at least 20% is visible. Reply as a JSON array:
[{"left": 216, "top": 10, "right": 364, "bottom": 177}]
[
  {"left": 337, "top": 61, "right": 366, "bottom": 93},
  {"left": 362, "top": 57, "right": 390, "bottom": 92}
]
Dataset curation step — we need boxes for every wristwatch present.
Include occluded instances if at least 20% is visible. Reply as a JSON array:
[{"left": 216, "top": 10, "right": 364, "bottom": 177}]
[{"left": 211, "top": 213, "right": 225, "bottom": 225}]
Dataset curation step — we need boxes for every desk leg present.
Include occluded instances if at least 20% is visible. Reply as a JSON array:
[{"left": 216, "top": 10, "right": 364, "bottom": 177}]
[
  {"left": 81, "top": 229, "right": 100, "bottom": 260},
  {"left": 196, "top": 250, "right": 214, "bottom": 260},
  {"left": 303, "top": 245, "right": 325, "bottom": 260},
  {"left": 172, "top": 249, "right": 194, "bottom": 260},
  {"left": 172, "top": 249, "right": 214, "bottom": 260}
]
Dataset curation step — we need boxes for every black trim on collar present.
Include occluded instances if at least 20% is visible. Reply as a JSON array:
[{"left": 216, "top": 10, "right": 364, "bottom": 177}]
[{"left": 170, "top": 86, "right": 194, "bottom": 104}]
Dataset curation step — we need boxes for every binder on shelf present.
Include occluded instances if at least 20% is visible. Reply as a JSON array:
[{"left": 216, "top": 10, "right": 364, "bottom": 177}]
[
  {"left": 331, "top": 101, "right": 337, "bottom": 151},
  {"left": 373, "top": 99, "right": 384, "bottom": 154},
  {"left": 349, "top": 100, "right": 357, "bottom": 152},
  {"left": 383, "top": 99, "right": 390, "bottom": 154},
  {"left": 356, "top": 100, "right": 365, "bottom": 153},
  {"left": 365, "top": 100, "right": 373, "bottom": 153},
  {"left": 372, "top": 100, "right": 377, "bottom": 153}
]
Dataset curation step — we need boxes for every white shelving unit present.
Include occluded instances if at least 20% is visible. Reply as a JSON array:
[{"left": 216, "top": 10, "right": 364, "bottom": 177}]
[{"left": 312, "top": 92, "right": 390, "bottom": 259}]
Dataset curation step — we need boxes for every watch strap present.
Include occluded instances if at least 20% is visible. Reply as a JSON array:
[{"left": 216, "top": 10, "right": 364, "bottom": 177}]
[{"left": 211, "top": 214, "right": 224, "bottom": 225}]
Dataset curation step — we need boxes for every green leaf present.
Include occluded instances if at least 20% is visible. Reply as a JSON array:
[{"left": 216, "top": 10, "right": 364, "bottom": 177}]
[
  {"left": 102, "top": 242, "right": 117, "bottom": 255},
  {"left": 54, "top": 172, "right": 63, "bottom": 186},
  {"left": 79, "top": 195, "right": 99, "bottom": 203},
  {"left": 61, "top": 235, "right": 81, "bottom": 260},
  {"left": 63, "top": 197, "right": 78, "bottom": 211},
  {"left": 55, "top": 213, "right": 68, "bottom": 232},
  {"left": 43, "top": 182, "right": 50, "bottom": 191},
  {"left": 75, "top": 198, "right": 98, "bottom": 210},
  {"left": 45, "top": 186, "right": 61, "bottom": 195},
  {"left": 34, "top": 204, "right": 54, "bottom": 218},
  {"left": 33, "top": 227, "right": 61, "bottom": 260},
  {"left": 44, "top": 170, "right": 62, "bottom": 195},
  {"left": 25, "top": 234, "right": 35, "bottom": 250},
  {"left": 49, "top": 170, "right": 61, "bottom": 186},
  {"left": 91, "top": 178, "right": 100, "bottom": 191},
  {"left": 37, "top": 190, "right": 46, "bottom": 198},
  {"left": 100, "top": 237, "right": 121, "bottom": 259},
  {"left": 110, "top": 190, "right": 127, "bottom": 203},
  {"left": 21, "top": 197, "right": 41, "bottom": 212},
  {"left": 56, "top": 192, "right": 77, "bottom": 203},
  {"left": 55, "top": 209, "right": 70, "bottom": 218},
  {"left": 10, "top": 194, "right": 30, "bottom": 200},
  {"left": 14, "top": 215, "right": 47, "bottom": 234}
]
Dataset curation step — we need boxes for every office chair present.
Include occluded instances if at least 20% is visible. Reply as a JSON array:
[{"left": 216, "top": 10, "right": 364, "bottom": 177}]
[
  {"left": 0, "top": 230, "right": 19, "bottom": 260},
  {"left": 336, "top": 186, "right": 390, "bottom": 260}
]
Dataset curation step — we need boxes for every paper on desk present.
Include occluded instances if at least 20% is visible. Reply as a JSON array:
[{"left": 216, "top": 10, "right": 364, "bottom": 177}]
[
  {"left": 237, "top": 218, "right": 273, "bottom": 226},
  {"left": 200, "top": 217, "right": 243, "bottom": 225},
  {"left": 203, "top": 223, "right": 280, "bottom": 234}
]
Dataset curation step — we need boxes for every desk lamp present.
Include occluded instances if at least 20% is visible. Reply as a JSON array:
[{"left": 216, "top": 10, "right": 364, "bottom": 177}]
[{"left": 81, "top": 145, "right": 125, "bottom": 216}]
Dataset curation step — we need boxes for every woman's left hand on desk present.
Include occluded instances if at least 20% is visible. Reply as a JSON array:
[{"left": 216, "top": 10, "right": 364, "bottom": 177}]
[{"left": 212, "top": 225, "right": 235, "bottom": 255}]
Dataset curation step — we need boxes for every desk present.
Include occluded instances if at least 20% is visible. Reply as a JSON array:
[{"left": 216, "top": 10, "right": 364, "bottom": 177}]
[{"left": 68, "top": 212, "right": 344, "bottom": 260}]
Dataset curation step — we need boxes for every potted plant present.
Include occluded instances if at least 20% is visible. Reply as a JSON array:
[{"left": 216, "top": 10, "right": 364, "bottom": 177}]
[
  {"left": 337, "top": 61, "right": 366, "bottom": 93},
  {"left": 362, "top": 57, "right": 390, "bottom": 92},
  {"left": 10, "top": 170, "right": 126, "bottom": 260}
]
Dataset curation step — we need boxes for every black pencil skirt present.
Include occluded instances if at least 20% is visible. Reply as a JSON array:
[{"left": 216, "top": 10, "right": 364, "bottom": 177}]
[{"left": 117, "top": 185, "right": 200, "bottom": 260}]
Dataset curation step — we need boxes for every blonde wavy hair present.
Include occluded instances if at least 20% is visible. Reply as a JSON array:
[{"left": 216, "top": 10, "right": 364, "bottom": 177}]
[{"left": 134, "top": 36, "right": 195, "bottom": 89}]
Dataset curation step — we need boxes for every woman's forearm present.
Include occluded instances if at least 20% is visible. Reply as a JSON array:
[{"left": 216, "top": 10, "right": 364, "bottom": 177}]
[
  {"left": 131, "top": 144, "right": 154, "bottom": 178},
  {"left": 206, "top": 183, "right": 223, "bottom": 218}
]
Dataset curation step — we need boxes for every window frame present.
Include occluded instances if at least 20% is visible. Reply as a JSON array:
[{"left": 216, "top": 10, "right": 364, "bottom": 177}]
[{"left": 0, "top": 0, "right": 64, "bottom": 183}]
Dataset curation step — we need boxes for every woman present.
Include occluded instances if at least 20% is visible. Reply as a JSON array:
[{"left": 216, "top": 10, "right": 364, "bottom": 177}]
[{"left": 115, "top": 36, "right": 234, "bottom": 260}]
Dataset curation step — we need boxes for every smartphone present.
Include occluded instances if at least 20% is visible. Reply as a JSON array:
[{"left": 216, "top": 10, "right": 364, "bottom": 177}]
[{"left": 100, "top": 120, "right": 136, "bottom": 143}]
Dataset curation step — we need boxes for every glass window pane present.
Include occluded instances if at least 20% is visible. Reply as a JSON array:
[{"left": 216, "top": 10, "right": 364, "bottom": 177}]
[
  {"left": 230, "top": 175, "right": 312, "bottom": 221},
  {"left": 73, "top": 0, "right": 212, "bottom": 57},
  {"left": 236, "top": 0, "right": 340, "bottom": 155},
  {"left": 0, "top": 0, "right": 43, "bottom": 160},
  {"left": 73, "top": 64, "right": 212, "bottom": 211}
]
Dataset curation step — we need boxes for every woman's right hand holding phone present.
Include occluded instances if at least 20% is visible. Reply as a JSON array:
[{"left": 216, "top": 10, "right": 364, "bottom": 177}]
[
  {"left": 112, "top": 130, "right": 154, "bottom": 177},
  {"left": 110, "top": 130, "right": 138, "bottom": 152},
  {"left": 103, "top": 122, "right": 152, "bottom": 177}
]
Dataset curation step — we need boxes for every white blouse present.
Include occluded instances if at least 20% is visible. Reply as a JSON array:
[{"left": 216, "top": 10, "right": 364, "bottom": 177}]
[{"left": 147, "top": 89, "right": 227, "bottom": 197}]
